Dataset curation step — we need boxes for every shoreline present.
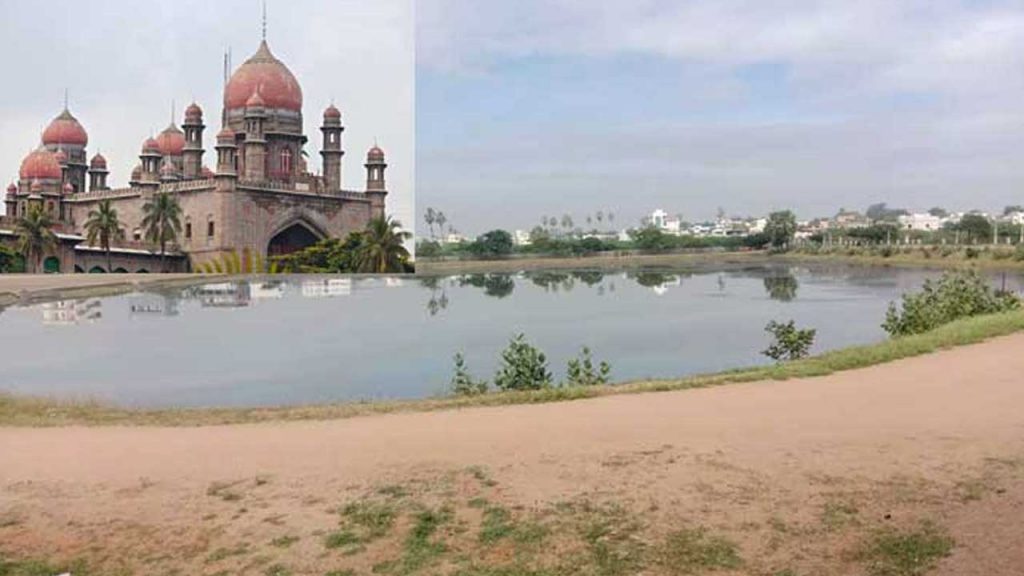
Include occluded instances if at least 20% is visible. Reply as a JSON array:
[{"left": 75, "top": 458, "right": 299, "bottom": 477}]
[{"left": 4, "top": 308, "right": 1024, "bottom": 427}]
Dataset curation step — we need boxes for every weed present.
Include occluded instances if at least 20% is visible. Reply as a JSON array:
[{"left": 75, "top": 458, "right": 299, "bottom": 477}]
[
  {"left": 655, "top": 528, "right": 743, "bottom": 574},
  {"left": 857, "top": 521, "right": 953, "bottom": 576}
]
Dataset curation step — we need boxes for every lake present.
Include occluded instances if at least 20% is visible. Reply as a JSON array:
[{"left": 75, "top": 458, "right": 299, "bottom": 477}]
[{"left": 1, "top": 265, "right": 1021, "bottom": 408}]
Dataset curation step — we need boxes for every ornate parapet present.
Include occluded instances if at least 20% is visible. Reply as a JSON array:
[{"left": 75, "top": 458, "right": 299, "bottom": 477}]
[{"left": 66, "top": 187, "right": 140, "bottom": 202}]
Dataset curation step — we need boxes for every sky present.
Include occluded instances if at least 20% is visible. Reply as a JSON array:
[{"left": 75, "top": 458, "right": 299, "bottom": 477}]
[
  {"left": 0, "top": 0, "right": 415, "bottom": 233},
  {"left": 417, "top": 0, "right": 1024, "bottom": 235}
]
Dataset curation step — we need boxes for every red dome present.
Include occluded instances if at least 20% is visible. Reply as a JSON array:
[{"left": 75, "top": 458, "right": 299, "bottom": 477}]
[
  {"left": 142, "top": 136, "right": 161, "bottom": 154},
  {"left": 6, "top": 183, "right": 16, "bottom": 194},
  {"left": 19, "top": 148, "right": 62, "bottom": 180},
  {"left": 185, "top": 102, "right": 203, "bottom": 119},
  {"left": 367, "top": 145, "right": 385, "bottom": 160},
  {"left": 90, "top": 153, "right": 107, "bottom": 169},
  {"left": 324, "top": 104, "right": 341, "bottom": 119},
  {"left": 42, "top": 109, "right": 88, "bottom": 146},
  {"left": 131, "top": 164, "right": 142, "bottom": 179},
  {"left": 216, "top": 127, "right": 236, "bottom": 143},
  {"left": 156, "top": 124, "right": 185, "bottom": 155},
  {"left": 224, "top": 41, "right": 302, "bottom": 112}
]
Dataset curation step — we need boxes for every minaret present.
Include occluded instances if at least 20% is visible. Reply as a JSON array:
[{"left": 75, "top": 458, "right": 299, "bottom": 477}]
[
  {"left": 365, "top": 145, "right": 388, "bottom": 220},
  {"left": 88, "top": 153, "right": 109, "bottom": 191},
  {"left": 214, "top": 126, "right": 239, "bottom": 191},
  {"left": 182, "top": 103, "right": 205, "bottom": 179},
  {"left": 243, "top": 89, "right": 267, "bottom": 182},
  {"left": 139, "top": 137, "right": 162, "bottom": 191},
  {"left": 320, "top": 104, "right": 344, "bottom": 191}
]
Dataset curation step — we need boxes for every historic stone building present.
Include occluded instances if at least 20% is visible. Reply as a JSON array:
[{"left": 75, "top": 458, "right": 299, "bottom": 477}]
[{"left": 2, "top": 37, "right": 390, "bottom": 273}]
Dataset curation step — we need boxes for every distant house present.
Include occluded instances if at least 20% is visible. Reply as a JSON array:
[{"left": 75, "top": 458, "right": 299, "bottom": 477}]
[
  {"left": 441, "top": 232, "right": 468, "bottom": 245},
  {"left": 513, "top": 229, "right": 532, "bottom": 246},
  {"left": 833, "top": 209, "right": 870, "bottom": 229},
  {"left": 897, "top": 213, "right": 943, "bottom": 231},
  {"left": 649, "top": 209, "right": 682, "bottom": 234}
]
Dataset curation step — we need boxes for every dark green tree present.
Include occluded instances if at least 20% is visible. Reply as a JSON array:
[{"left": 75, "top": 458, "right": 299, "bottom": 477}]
[
  {"left": 15, "top": 206, "right": 57, "bottom": 274},
  {"left": 764, "top": 210, "right": 797, "bottom": 250},
  {"left": 84, "top": 199, "right": 124, "bottom": 273},
  {"left": 141, "top": 192, "right": 183, "bottom": 272}
]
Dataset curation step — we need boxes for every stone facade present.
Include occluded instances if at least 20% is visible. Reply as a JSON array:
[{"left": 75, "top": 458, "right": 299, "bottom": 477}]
[{"left": 4, "top": 37, "right": 389, "bottom": 273}]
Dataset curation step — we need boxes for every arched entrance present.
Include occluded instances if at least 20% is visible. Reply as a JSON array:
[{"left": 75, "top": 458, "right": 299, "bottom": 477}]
[
  {"left": 267, "top": 221, "right": 322, "bottom": 257},
  {"left": 113, "top": 267, "right": 128, "bottom": 273},
  {"left": 89, "top": 265, "right": 107, "bottom": 274},
  {"left": 74, "top": 265, "right": 85, "bottom": 274},
  {"left": 43, "top": 256, "right": 60, "bottom": 274}
]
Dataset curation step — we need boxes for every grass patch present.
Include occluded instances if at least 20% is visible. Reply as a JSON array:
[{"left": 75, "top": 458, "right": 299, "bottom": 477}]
[
  {"left": 270, "top": 535, "right": 299, "bottom": 549},
  {"left": 655, "top": 528, "right": 743, "bottom": 574},
  {"left": 0, "top": 557, "right": 92, "bottom": 576},
  {"left": 3, "top": 309, "right": 1024, "bottom": 427},
  {"left": 375, "top": 506, "right": 453, "bottom": 575},
  {"left": 821, "top": 501, "right": 859, "bottom": 531},
  {"left": 857, "top": 522, "right": 953, "bottom": 576}
]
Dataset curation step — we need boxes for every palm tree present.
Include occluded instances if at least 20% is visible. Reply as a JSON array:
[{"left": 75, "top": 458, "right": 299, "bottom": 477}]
[
  {"left": 356, "top": 216, "right": 412, "bottom": 273},
  {"left": 435, "top": 211, "right": 447, "bottom": 240},
  {"left": 141, "top": 192, "right": 183, "bottom": 272},
  {"left": 424, "top": 207, "right": 436, "bottom": 239},
  {"left": 84, "top": 199, "right": 124, "bottom": 273},
  {"left": 15, "top": 206, "right": 58, "bottom": 274}
]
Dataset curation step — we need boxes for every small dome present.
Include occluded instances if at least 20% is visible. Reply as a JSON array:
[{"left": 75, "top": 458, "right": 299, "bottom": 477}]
[
  {"left": 42, "top": 108, "right": 88, "bottom": 147},
  {"left": 367, "top": 145, "right": 385, "bottom": 160},
  {"left": 142, "top": 136, "right": 161, "bottom": 154},
  {"left": 54, "top": 148, "right": 68, "bottom": 164},
  {"left": 201, "top": 166, "right": 215, "bottom": 177},
  {"left": 185, "top": 102, "right": 203, "bottom": 119},
  {"left": 245, "top": 88, "right": 266, "bottom": 109},
  {"left": 6, "top": 183, "right": 16, "bottom": 194},
  {"left": 90, "top": 153, "right": 107, "bottom": 169},
  {"left": 324, "top": 104, "right": 341, "bottom": 120},
  {"left": 156, "top": 124, "right": 186, "bottom": 155},
  {"left": 131, "top": 164, "right": 142, "bottom": 180},
  {"left": 216, "top": 127, "right": 236, "bottom": 143},
  {"left": 63, "top": 182, "right": 74, "bottom": 194},
  {"left": 19, "top": 148, "right": 62, "bottom": 180},
  {"left": 30, "top": 179, "right": 42, "bottom": 193},
  {"left": 224, "top": 40, "right": 302, "bottom": 112}
]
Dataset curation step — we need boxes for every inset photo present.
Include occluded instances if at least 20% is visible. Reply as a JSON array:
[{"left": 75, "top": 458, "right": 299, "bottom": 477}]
[{"left": 0, "top": 0, "right": 414, "bottom": 275}]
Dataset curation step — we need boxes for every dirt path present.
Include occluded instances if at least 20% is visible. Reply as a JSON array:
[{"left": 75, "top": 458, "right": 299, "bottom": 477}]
[{"left": 3, "top": 334, "right": 1024, "bottom": 575}]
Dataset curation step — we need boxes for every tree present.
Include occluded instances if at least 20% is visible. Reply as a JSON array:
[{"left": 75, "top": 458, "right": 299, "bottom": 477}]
[
  {"left": 356, "top": 216, "right": 412, "bottom": 273},
  {"left": 629, "top": 226, "right": 675, "bottom": 252},
  {"left": 561, "top": 214, "right": 573, "bottom": 231},
  {"left": 1004, "top": 205, "right": 1024, "bottom": 216},
  {"left": 866, "top": 202, "right": 908, "bottom": 223},
  {"left": 955, "top": 214, "right": 992, "bottom": 244},
  {"left": 596, "top": 210, "right": 604, "bottom": 225},
  {"left": 84, "top": 199, "right": 124, "bottom": 273},
  {"left": 493, "top": 333, "right": 552, "bottom": 391},
  {"left": 15, "top": 206, "right": 57, "bottom": 274},
  {"left": 928, "top": 207, "right": 949, "bottom": 218},
  {"left": 0, "top": 245, "right": 25, "bottom": 273},
  {"left": 764, "top": 210, "right": 797, "bottom": 250},
  {"left": 607, "top": 211, "right": 615, "bottom": 225},
  {"left": 424, "top": 207, "right": 436, "bottom": 239},
  {"left": 435, "top": 211, "right": 447, "bottom": 239},
  {"left": 416, "top": 239, "right": 442, "bottom": 259},
  {"left": 141, "top": 192, "right": 183, "bottom": 272},
  {"left": 566, "top": 347, "right": 611, "bottom": 387},
  {"left": 469, "top": 229, "right": 514, "bottom": 259}
]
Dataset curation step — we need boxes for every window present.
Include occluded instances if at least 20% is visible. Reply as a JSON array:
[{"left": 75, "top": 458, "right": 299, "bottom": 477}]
[
  {"left": 280, "top": 148, "right": 293, "bottom": 174},
  {"left": 185, "top": 222, "right": 192, "bottom": 239},
  {"left": 133, "top": 228, "right": 141, "bottom": 241},
  {"left": 208, "top": 221, "right": 215, "bottom": 237}
]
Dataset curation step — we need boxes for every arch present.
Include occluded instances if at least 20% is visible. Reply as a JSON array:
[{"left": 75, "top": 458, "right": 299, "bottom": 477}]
[
  {"left": 113, "top": 267, "right": 129, "bottom": 273},
  {"left": 136, "top": 268, "right": 149, "bottom": 274},
  {"left": 43, "top": 256, "right": 60, "bottom": 274},
  {"left": 267, "top": 219, "right": 325, "bottom": 257},
  {"left": 88, "top": 265, "right": 107, "bottom": 274},
  {"left": 74, "top": 264, "right": 85, "bottom": 274}
]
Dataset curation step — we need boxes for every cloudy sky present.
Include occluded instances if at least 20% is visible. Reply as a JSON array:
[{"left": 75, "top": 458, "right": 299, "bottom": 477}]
[
  {"left": 0, "top": 0, "right": 414, "bottom": 232},
  {"left": 417, "top": 0, "right": 1024, "bottom": 235}
]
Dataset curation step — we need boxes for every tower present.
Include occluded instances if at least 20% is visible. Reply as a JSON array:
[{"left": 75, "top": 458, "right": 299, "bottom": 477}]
[
  {"left": 365, "top": 145, "right": 388, "bottom": 219},
  {"left": 242, "top": 89, "right": 268, "bottom": 181},
  {"left": 214, "top": 127, "right": 239, "bottom": 191},
  {"left": 320, "top": 104, "right": 344, "bottom": 191},
  {"left": 182, "top": 103, "right": 205, "bottom": 179},
  {"left": 139, "top": 137, "right": 162, "bottom": 191},
  {"left": 88, "top": 153, "right": 109, "bottom": 191}
]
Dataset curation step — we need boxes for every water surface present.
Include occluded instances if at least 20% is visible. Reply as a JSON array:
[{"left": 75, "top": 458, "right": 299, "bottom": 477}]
[{"left": 1, "top": 266, "right": 1020, "bottom": 408}]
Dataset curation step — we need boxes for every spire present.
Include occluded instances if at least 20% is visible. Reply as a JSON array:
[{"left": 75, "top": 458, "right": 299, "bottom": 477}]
[
  {"left": 170, "top": 99, "right": 175, "bottom": 125},
  {"left": 63, "top": 88, "right": 68, "bottom": 110},
  {"left": 262, "top": 0, "right": 267, "bottom": 41}
]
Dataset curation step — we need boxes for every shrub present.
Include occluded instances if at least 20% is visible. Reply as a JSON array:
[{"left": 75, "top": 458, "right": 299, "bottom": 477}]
[
  {"left": 494, "top": 334, "right": 552, "bottom": 391},
  {"left": 1015, "top": 244, "right": 1024, "bottom": 262},
  {"left": 762, "top": 320, "right": 816, "bottom": 362},
  {"left": 965, "top": 247, "right": 980, "bottom": 259},
  {"left": 566, "top": 347, "right": 611, "bottom": 387},
  {"left": 468, "top": 230, "right": 514, "bottom": 259},
  {"left": 417, "top": 240, "right": 442, "bottom": 259},
  {"left": 882, "top": 270, "right": 1021, "bottom": 337},
  {"left": 450, "top": 353, "right": 487, "bottom": 396}
]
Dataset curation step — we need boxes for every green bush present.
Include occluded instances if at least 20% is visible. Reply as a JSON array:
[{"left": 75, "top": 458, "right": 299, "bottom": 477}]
[
  {"left": 450, "top": 353, "right": 487, "bottom": 396},
  {"left": 762, "top": 320, "right": 816, "bottom": 362},
  {"left": 417, "top": 240, "right": 442, "bottom": 259},
  {"left": 1015, "top": 244, "right": 1024, "bottom": 262},
  {"left": 493, "top": 334, "right": 552, "bottom": 391},
  {"left": 566, "top": 347, "right": 611, "bottom": 387},
  {"left": 882, "top": 270, "right": 1021, "bottom": 337},
  {"left": 965, "top": 247, "right": 980, "bottom": 259}
]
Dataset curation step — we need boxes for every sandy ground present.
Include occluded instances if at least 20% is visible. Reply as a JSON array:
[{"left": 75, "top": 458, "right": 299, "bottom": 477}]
[{"left": 3, "top": 335, "right": 1024, "bottom": 574}]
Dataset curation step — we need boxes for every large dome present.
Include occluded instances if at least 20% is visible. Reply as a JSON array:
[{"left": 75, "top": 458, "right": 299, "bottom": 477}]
[
  {"left": 42, "top": 108, "right": 88, "bottom": 147},
  {"left": 224, "top": 41, "right": 302, "bottom": 112},
  {"left": 19, "top": 148, "right": 62, "bottom": 180}
]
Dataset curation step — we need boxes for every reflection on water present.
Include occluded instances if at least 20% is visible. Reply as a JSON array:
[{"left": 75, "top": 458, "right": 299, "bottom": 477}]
[{"left": 1, "top": 267, "right": 1021, "bottom": 409}]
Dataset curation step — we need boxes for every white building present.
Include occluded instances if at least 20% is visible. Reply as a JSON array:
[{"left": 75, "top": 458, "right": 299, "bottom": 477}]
[
  {"left": 649, "top": 209, "right": 681, "bottom": 234},
  {"left": 897, "top": 213, "right": 943, "bottom": 231},
  {"left": 513, "top": 229, "right": 532, "bottom": 246}
]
